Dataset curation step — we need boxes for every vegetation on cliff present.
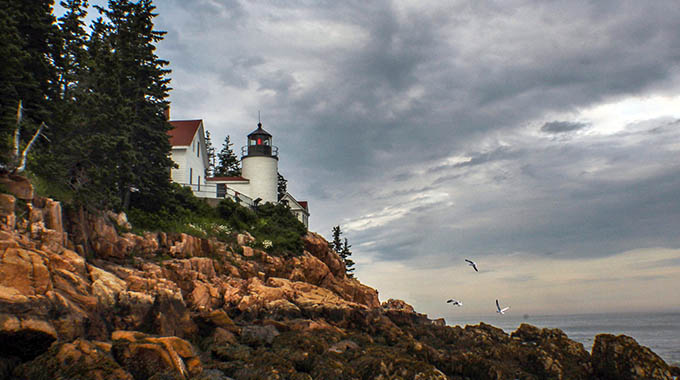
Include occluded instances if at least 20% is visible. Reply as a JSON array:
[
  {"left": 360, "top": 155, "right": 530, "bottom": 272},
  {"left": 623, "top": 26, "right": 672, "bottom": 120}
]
[{"left": 1, "top": 0, "right": 174, "bottom": 215}]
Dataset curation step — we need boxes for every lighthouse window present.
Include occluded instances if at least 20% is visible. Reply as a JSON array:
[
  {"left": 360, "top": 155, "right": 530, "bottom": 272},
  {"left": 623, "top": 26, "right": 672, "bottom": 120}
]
[{"left": 257, "top": 138, "right": 262, "bottom": 145}]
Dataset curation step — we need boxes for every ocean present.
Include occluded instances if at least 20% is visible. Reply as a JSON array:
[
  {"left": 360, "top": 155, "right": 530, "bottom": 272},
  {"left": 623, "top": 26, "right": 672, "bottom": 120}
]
[{"left": 447, "top": 312, "right": 680, "bottom": 366}]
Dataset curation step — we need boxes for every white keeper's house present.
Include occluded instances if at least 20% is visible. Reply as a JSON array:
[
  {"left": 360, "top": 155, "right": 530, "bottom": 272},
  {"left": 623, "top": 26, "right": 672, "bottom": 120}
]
[{"left": 167, "top": 118, "right": 310, "bottom": 228}]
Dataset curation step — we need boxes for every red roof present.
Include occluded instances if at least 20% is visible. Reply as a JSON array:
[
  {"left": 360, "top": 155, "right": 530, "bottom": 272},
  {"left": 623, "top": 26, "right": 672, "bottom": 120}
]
[
  {"left": 206, "top": 176, "right": 249, "bottom": 182},
  {"left": 299, "top": 201, "right": 308, "bottom": 211},
  {"left": 168, "top": 120, "right": 202, "bottom": 146}
]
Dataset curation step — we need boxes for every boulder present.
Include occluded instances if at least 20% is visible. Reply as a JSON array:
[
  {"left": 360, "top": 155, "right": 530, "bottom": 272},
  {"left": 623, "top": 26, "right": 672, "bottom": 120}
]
[
  {"left": 14, "top": 338, "right": 134, "bottom": 380},
  {"left": 197, "top": 309, "right": 240, "bottom": 334},
  {"left": 112, "top": 330, "right": 202, "bottom": 380},
  {"left": 107, "top": 210, "right": 132, "bottom": 231},
  {"left": 302, "top": 232, "right": 346, "bottom": 278},
  {"left": 0, "top": 194, "right": 15, "bottom": 233},
  {"left": 90, "top": 266, "right": 127, "bottom": 307},
  {"left": 168, "top": 233, "right": 203, "bottom": 258},
  {"left": 0, "top": 247, "right": 52, "bottom": 297},
  {"left": 0, "top": 314, "right": 57, "bottom": 361},
  {"left": 511, "top": 323, "right": 592, "bottom": 379},
  {"left": 0, "top": 175, "right": 33, "bottom": 200},
  {"left": 591, "top": 333, "right": 674, "bottom": 380},
  {"left": 236, "top": 232, "right": 255, "bottom": 246},
  {"left": 240, "top": 324, "right": 280, "bottom": 346},
  {"left": 36, "top": 197, "right": 63, "bottom": 233},
  {"left": 0, "top": 194, "right": 14, "bottom": 216},
  {"left": 382, "top": 298, "right": 415, "bottom": 313}
]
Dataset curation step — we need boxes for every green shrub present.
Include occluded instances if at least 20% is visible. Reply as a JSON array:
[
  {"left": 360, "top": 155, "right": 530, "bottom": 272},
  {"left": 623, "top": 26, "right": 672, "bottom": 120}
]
[
  {"left": 218, "top": 198, "right": 257, "bottom": 231},
  {"left": 218, "top": 199, "right": 306, "bottom": 256},
  {"left": 128, "top": 188, "right": 305, "bottom": 256},
  {"left": 24, "top": 171, "right": 75, "bottom": 203},
  {"left": 251, "top": 202, "right": 307, "bottom": 256}
]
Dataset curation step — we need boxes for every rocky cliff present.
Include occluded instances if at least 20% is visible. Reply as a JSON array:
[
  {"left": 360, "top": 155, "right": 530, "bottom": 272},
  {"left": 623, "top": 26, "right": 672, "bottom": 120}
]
[{"left": 0, "top": 176, "right": 677, "bottom": 380}]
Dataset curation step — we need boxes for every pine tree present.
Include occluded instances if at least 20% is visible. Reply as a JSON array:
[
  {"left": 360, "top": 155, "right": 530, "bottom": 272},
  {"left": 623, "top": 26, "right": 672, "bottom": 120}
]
[
  {"left": 277, "top": 172, "right": 287, "bottom": 200},
  {"left": 215, "top": 135, "right": 241, "bottom": 177},
  {"left": 204, "top": 130, "right": 215, "bottom": 177},
  {"left": 112, "top": 0, "right": 174, "bottom": 210},
  {"left": 341, "top": 238, "right": 355, "bottom": 277},
  {"left": 55, "top": 0, "right": 89, "bottom": 101},
  {"left": 331, "top": 225, "right": 343, "bottom": 253},
  {"left": 29, "top": 0, "right": 90, "bottom": 186},
  {"left": 0, "top": 0, "right": 59, "bottom": 164},
  {"left": 43, "top": 0, "right": 175, "bottom": 209}
]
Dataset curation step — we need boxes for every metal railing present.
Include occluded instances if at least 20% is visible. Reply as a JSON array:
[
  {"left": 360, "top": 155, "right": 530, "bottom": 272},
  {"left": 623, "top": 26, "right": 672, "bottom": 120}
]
[
  {"left": 241, "top": 145, "right": 278, "bottom": 158},
  {"left": 175, "top": 182, "right": 254, "bottom": 207}
]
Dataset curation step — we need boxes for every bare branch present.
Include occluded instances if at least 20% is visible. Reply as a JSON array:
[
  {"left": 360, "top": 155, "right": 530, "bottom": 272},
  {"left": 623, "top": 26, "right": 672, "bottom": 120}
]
[
  {"left": 14, "top": 122, "right": 47, "bottom": 173},
  {"left": 13, "top": 100, "right": 23, "bottom": 159}
]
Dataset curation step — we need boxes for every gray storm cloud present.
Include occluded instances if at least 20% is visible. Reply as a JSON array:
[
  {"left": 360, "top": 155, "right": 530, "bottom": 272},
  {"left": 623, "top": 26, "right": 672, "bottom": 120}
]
[
  {"left": 143, "top": 0, "right": 680, "bottom": 279},
  {"left": 541, "top": 121, "right": 589, "bottom": 134}
]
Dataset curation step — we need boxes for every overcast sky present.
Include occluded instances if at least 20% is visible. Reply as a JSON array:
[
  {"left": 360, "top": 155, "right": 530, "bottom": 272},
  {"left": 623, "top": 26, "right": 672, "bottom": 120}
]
[{"left": 60, "top": 1, "right": 680, "bottom": 318}]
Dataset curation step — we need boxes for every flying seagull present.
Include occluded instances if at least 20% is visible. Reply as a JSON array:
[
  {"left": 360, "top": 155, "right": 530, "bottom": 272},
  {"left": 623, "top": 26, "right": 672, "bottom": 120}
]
[
  {"left": 465, "top": 259, "right": 478, "bottom": 272},
  {"left": 446, "top": 299, "right": 463, "bottom": 306},
  {"left": 496, "top": 299, "right": 510, "bottom": 314}
]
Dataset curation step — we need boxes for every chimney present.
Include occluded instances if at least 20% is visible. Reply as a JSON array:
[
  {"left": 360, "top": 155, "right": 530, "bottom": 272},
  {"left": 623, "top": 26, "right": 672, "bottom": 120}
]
[{"left": 164, "top": 106, "right": 170, "bottom": 121}]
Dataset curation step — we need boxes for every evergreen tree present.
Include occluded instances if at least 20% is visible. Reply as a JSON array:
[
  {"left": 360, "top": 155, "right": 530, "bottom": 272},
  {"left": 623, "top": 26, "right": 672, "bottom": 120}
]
[
  {"left": 215, "top": 135, "right": 241, "bottom": 177},
  {"left": 341, "top": 238, "right": 355, "bottom": 277},
  {"left": 277, "top": 172, "right": 287, "bottom": 200},
  {"left": 0, "top": 0, "right": 59, "bottom": 165},
  {"left": 204, "top": 130, "right": 215, "bottom": 177},
  {"left": 55, "top": 0, "right": 89, "bottom": 101},
  {"left": 331, "top": 225, "right": 342, "bottom": 253},
  {"left": 330, "top": 226, "right": 355, "bottom": 276},
  {"left": 111, "top": 0, "right": 174, "bottom": 210},
  {"left": 28, "top": 0, "right": 174, "bottom": 209},
  {"left": 29, "top": 0, "right": 90, "bottom": 187}
]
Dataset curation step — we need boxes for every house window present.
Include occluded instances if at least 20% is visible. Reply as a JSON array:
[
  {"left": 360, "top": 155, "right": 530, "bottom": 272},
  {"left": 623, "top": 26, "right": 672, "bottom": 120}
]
[
  {"left": 197, "top": 142, "right": 200, "bottom": 157},
  {"left": 190, "top": 168, "right": 193, "bottom": 184},
  {"left": 198, "top": 176, "right": 201, "bottom": 191}
]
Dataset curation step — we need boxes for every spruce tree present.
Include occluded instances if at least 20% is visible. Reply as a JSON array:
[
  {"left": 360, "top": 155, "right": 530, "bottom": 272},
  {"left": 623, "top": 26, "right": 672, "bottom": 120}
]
[
  {"left": 69, "top": 0, "right": 174, "bottom": 210},
  {"left": 0, "top": 0, "right": 59, "bottom": 165},
  {"left": 30, "top": 0, "right": 90, "bottom": 186},
  {"left": 205, "top": 130, "right": 215, "bottom": 177},
  {"left": 277, "top": 172, "right": 287, "bottom": 200},
  {"left": 341, "top": 238, "right": 355, "bottom": 277},
  {"left": 215, "top": 135, "right": 241, "bottom": 177},
  {"left": 55, "top": 0, "right": 89, "bottom": 101},
  {"left": 331, "top": 225, "right": 342, "bottom": 253}
]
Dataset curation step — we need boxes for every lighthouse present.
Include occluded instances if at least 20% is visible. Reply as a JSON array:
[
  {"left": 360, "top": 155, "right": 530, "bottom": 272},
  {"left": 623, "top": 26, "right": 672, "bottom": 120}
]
[{"left": 241, "top": 122, "right": 279, "bottom": 203}]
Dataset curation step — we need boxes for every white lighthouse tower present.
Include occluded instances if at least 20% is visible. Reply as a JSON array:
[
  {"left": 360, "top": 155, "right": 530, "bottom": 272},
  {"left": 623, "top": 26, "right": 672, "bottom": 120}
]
[{"left": 240, "top": 122, "right": 278, "bottom": 203}]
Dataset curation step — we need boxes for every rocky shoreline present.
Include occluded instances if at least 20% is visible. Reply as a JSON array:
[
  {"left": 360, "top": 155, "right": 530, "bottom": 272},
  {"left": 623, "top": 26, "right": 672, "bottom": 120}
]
[{"left": 1, "top": 178, "right": 678, "bottom": 379}]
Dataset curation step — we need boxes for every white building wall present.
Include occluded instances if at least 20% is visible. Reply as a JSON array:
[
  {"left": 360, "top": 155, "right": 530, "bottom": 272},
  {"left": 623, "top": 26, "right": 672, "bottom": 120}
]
[
  {"left": 241, "top": 156, "right": 278, "bottom": 203},
  {"left": 170, "top": 148, "right": 188, "bottom": 183},
  {"left": 170, "top": 125, "right": 209, "bottom": 194}
]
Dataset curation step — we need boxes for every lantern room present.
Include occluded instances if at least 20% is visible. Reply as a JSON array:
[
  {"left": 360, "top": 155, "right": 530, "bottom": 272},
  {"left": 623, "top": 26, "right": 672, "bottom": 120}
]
[{"left": 244, "top": 122, "right": 278, "bottom": 158}]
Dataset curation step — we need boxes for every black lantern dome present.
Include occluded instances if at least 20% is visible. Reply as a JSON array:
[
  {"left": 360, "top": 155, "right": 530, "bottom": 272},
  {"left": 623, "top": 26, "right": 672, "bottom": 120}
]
[{"left": 244, "top": 122, "right": 277, "bottom": 158}]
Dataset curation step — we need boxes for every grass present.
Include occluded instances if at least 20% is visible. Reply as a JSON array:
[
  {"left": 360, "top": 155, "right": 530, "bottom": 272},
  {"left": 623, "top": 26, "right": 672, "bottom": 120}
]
[{"left": 25, "top": 171, "right": 74, "bottom": 203}]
